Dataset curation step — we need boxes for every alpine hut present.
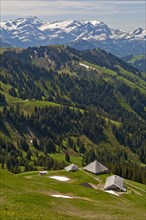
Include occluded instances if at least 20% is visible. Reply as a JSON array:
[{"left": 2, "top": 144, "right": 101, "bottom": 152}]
[
  {"left": 83, "top": 160, "right": 108, "bottom": 174},
  {"left": 104, "top": 175, "right": 126, "bottom": 192},
  {"left": 65, "top": 164, "right": 78, "bottom": 172},
  {"left": 39, "top": 171, "right": 48, "bottom": 175}
]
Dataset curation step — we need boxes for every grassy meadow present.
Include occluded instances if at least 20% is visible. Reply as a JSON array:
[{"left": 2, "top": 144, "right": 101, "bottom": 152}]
[{"left": 0, "top": 168, "right": 146, "bottom": 220}]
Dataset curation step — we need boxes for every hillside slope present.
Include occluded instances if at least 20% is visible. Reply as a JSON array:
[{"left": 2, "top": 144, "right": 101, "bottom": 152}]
[
  {"left": 0, "top": 169, "right": 146, "bottom": 220},
  {"left": 1, "top": 46, "right": 146, "bottom": 119},
  {"left": 122, "top": 54, "right": 146, "bottom": 73},
  {"left": 0, "top": 46, "right": 146, "bottom": 183}
]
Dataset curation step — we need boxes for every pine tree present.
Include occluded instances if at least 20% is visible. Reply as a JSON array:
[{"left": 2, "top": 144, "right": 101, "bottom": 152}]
[
  {"left": 65, "top": 152, "right": 70, "bottom": 162},
  {"left": 26, "top": 150, "right": 32, "bottom": 161}
]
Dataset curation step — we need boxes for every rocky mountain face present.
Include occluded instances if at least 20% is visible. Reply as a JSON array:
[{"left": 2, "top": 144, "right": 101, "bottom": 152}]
[{"left": 1, "top": 16, "right": 145, "bottom": 56}]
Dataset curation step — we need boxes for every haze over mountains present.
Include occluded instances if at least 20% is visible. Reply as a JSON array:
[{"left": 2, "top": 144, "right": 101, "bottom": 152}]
[{"left": 1, "top": 16, "right": 146, "bottom": 57}]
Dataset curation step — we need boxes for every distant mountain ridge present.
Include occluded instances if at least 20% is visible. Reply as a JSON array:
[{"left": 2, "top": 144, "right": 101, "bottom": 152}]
[{"left": 1, "top": 16, "right": 146, "bottom": 56}]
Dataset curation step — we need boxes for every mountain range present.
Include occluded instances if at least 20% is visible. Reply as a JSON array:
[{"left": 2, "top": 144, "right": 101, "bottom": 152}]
[{"left": 1, "top": 16, "right": 146, "bottom": 57}]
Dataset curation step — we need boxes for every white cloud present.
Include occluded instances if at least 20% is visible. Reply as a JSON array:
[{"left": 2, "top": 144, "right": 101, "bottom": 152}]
[
  {"left": 1, "top": 0, "right": 145, "bottom": 31},
  {"left": 0, "top": 1, "right": 122, "bottom": 17},
  {"left": 0, "top": 1, "right": 115, "bottom": 18}
]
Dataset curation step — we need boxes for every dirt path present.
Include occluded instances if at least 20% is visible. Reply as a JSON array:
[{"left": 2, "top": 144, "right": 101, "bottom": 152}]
[
  {"left": 125, "top": 182, "right": 146, "bottom": 193},
  {"left": 127, "top": 186, "right": 143, "bottom": 196}
]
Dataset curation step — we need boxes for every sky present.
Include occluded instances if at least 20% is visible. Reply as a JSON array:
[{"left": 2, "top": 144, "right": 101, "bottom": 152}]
[{"left": 1, "top": 0, "right": 145, "bottom": 31}]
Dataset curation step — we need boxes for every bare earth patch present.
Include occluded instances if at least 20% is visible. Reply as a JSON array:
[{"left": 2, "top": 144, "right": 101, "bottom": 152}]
[{"left": 24, "top": 176, "right": 33, "bottom": 179}]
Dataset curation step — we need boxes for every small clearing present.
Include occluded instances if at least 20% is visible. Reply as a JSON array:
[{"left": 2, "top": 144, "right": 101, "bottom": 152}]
[{"left": 49, "top": 176, "right": 70, "bottom": 182}]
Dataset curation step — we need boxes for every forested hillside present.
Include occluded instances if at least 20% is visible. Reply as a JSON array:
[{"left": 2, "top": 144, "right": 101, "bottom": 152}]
[
  {"left": 0, "top": 46, "right": 146, "bottom": 183},
  {"left": 122, "top": 54, "right": 146, "bottom": 73}
]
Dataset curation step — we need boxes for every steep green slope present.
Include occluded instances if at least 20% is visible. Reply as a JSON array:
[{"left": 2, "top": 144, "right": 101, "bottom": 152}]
[
  {"left": 0, "top": 102, "right": 145, "bottom": 183},
  {"left": 1, "top": 46, "right": 146, "bottom": 120}
]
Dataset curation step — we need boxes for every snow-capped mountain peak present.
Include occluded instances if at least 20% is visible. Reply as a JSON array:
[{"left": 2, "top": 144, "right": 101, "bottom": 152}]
[
  {"left": 0, "top": 16, "right": 145, "bottom": 56},
  {"left": 1, "top": 16, "right": 45, "bottom": 29},
  {"left": 89, "top": 20, "right": 101, "bottom": 26},
  {"left": 40, "top": 19, "right": 81, "bottom": 32}
]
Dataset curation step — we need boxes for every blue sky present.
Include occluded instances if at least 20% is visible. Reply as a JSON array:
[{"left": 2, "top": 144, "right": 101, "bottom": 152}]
[{"left": 1, "top": 0, "right": 145, "bottom": 31}]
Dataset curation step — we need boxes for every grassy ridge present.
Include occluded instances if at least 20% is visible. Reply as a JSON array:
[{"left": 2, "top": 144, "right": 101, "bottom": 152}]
[
  {"left": 80, "top": 61, "right": 146, "bottom": 94},
  {"left": 0, "top": 168, "right": 146, "bottom": 220},
  {"left": 122, "top": 54, "right": 146, "bottom": 73}
]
